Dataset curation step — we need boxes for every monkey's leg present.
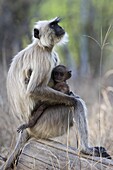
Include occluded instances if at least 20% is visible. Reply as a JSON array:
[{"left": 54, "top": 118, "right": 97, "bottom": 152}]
[
  {"left": 73, "top": 98, "right": 102, "bottom": 156},
  {"left": 17, "top": 104, "right": 48, "bottom": 132}
]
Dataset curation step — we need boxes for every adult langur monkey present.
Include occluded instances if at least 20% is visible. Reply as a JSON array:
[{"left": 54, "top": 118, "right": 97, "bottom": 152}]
[{"left": 5, "top": 17, "right": 110, "bottom": 168}]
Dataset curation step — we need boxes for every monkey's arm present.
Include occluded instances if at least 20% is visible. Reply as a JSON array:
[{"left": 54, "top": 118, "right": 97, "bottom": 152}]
[
  {"left": 26, "top": 69, "right": 76, "bottom": 106},
  {"left": 28, "top": 86, "right": 77, "bottom": 106}
]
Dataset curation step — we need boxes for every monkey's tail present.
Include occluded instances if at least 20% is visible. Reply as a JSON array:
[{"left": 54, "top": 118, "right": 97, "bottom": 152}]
[{"left": 0, "top": 130, "right": 29, "bottom": 170}]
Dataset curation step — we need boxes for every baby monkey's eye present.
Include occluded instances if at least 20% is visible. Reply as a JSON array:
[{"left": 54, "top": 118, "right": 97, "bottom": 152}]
[{"left": 54, "top": 71, "right": 58, "bottom": 75}]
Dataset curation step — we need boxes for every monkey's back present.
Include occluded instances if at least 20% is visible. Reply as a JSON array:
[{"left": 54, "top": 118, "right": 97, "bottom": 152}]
[{"left": 7, "top": 43, "right": 57, "bottom": 124}]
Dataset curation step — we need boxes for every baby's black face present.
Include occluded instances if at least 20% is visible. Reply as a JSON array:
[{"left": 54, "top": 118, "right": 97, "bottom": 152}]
[
  {"left": 53, "top": 71, "right": 65, "bottom": 82},
  {"left": 52, "top": 65, "right": 72, "bottom": 83},
  {"left": 53, "top": 70, "right": 71, "bottom": 83}
]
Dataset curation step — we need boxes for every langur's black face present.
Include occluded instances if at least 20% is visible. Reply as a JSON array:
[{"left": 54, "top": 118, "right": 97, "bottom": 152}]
[
  {"left": 33, "top": 17, "right": 68, "bottom": 47},
  {"left": 49, "top": 17, "right": 65, "bottom": 37}
]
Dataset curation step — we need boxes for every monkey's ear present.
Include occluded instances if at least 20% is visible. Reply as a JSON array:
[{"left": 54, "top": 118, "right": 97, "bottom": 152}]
[
  {"left": 34, "top": 28, "right": 40, "bottom": 39},
  {"left": 68, "top": 70, "right": 72, "bottom": 78},
  {"left": 69, "top": 71, "right": 72, "bottom": 74}
]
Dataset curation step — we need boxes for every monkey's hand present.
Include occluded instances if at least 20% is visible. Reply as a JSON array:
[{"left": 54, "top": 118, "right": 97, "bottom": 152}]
[
  {"left": 17, "top": 124, "right": 28, "bottom": 133},
  {"left": 69, "top": 91, "right": 80, "bottom": 98}
]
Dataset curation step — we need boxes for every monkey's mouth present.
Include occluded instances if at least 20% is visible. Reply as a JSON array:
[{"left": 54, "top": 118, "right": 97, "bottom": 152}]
[
  {"left": 55, "top": 30, "right": 65, "bottom": 37},
  {"left": 55, "top": 79, "right": 64, "bottom": 83}
]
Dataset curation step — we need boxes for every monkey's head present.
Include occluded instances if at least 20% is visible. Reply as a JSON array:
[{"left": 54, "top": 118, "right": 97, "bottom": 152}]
[
  {"left": 33, "top": 17, "right": 68, "bottom": 48},
  {"left": 51, "top": 65, "right": 72, "bottom": 83}
]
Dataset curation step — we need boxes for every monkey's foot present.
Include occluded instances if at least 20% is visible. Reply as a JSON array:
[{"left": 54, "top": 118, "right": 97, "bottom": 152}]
[
  {"left": 94, "top": 146, "right": 112, "bottom": 159},
  {"left": 17, "top": 124, "right": 28, "bottom": 133},
  {"left": 81, "top": 146, "right": 112, "bottom": 159}
]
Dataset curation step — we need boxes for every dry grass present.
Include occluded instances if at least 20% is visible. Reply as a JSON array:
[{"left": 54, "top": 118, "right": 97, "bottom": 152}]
[
  {"left": 88, "top": 71, "right": 113, "bottom": 158},
  {"left": 0, "top": 65, "right": 16, "bottom": 165}
]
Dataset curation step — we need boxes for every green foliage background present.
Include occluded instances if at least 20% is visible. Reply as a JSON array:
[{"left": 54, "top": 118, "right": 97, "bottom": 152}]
[{"left": 1, "top": 0, "right": 113, "bottom": 76}]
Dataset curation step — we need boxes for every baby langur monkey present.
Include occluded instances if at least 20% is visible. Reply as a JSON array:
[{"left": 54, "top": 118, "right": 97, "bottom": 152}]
[
  {"left": 17, "top": 65, "right": 74, "bottom": 132},
  {"left": 51, "top": 64, "right": 72, "bottom": 94}
]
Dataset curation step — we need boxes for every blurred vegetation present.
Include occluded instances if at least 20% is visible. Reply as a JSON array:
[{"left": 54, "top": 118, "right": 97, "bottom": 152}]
[
  {"left": 0, "top": 0, "right": 113, "bottom": 77},
  {"left": 0, "top": 0, "right": 113, "bottom": 161}
]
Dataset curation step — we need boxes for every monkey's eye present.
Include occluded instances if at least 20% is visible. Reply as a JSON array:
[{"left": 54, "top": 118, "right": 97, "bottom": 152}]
[
  {"left": 50, "top": 22, "right": 57, "bottom": 29},
  {"left": 54, "top": 71, "right": 59, "bottom": 76},
  {"left": 55, "top": 72, "right": 64, "bottom": 76},
  {"left": 50, "top": 24, "right": 55, "bottom": 28}
]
